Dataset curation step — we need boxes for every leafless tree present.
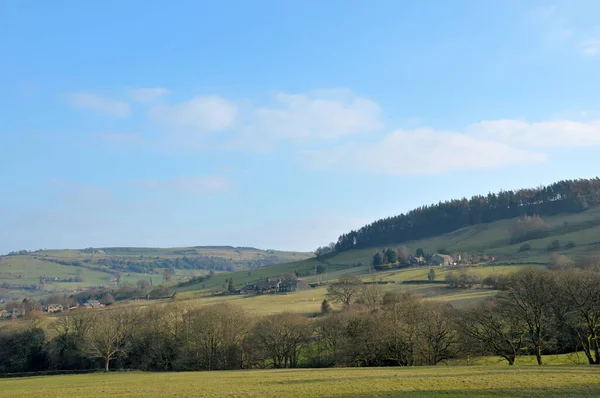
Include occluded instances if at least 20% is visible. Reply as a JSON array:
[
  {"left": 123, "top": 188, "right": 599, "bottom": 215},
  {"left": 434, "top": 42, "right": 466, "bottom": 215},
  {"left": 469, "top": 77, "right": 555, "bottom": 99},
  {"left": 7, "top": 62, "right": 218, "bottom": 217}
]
[
  {"left": 557, "top": 270, "right": 600, "bottom": 365},
  {"left": 250, "top": 312, "right": 310, "bottom": 368},
  {"left": 461, "top": 299, "right": 525, "bottom": 365},
  {"left": 83, "top": 310, "right": 128, "bottom": 372},
  {"left": 326, "top": 274, "right": 363, "bottom": 307},
  {"left": 357, "top": 284, "right": 383, "bottom": 308},
  {"left": 498, "top": 269, "right": 557, "bottom": 365},
  {"left": 418, "top": 302, "right": 459, "bottom": 365},
  {"left": 397, "top": 245, "right": 412, "bottom": 263}
]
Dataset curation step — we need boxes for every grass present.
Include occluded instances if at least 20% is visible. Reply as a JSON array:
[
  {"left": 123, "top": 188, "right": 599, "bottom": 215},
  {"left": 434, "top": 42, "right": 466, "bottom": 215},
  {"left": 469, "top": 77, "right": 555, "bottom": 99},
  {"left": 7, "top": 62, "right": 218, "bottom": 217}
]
[
  {"left": 179, "top": 206, "right": 600, "bottom": 294},
  {"left": 0, "top": 246, "right": 311, "bottom": 301},
  {"left": 1, "top": 366, "right": 599, "bottom": 397}
]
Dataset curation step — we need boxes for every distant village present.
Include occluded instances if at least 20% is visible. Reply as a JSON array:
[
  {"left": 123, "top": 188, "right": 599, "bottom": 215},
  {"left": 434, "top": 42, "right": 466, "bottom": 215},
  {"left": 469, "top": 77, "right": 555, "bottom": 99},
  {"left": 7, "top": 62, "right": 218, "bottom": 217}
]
[{"left": 0, "top": 298, "right": 105, "bottom": 320}]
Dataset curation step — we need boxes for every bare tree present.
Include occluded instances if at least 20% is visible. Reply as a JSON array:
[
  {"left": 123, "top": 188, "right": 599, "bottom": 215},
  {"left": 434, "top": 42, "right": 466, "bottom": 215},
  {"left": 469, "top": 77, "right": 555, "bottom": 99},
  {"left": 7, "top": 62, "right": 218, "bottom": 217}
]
[
  {"left": 357, "top": 284, "right": 383, "bottom": 308},
  {"left": 557, "top": 270, "right": 600, "bottom": 365},
  {"left": 498, "top": 269, "right": 557, "bottom": 365},
  {"left": 461, "top": 300, "right": 525, "bottom": 365},
  {"left": 418, "top": 302, "right": 459, "bottom": 365},
  {"left": 83, "top": 310, "right": 127, "bottom": 372},
  {"left": 250, "top": 312, "right": 310, "bottom": 368},
  {"left": 162, "top": 268, "right": 174, "bottom": 282},
  {"left": 548, "top": 253, "right": 575, "bottom": 271},
  {"left": 381, "top": 293, "right": 422, "bottom": 366},
  {"left": 397, "top": 245, "right": 412, "bottom": 263},
  {"left": 326, "top": 274, "right": 362, "bottom": 307},
  {"left": 183, "top": 304, "right": 250, "bottom": 370}
]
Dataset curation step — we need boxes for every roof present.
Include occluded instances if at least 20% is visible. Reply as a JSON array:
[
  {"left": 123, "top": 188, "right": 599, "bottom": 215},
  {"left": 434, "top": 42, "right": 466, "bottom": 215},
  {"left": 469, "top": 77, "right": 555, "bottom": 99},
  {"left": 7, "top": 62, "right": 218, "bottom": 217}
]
[{"left": 433, "top": 253, "right": 454, "bottom": 260}]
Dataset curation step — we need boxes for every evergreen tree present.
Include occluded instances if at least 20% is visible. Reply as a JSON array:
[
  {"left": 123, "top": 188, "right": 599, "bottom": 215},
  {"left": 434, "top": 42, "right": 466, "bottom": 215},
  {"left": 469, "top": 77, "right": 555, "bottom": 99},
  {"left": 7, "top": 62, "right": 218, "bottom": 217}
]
[
  {"left": 321, "top": 298, "right": 331, "bottom": 314},
  {"left": 333, "top": 178, "right": 600, "bottom": 252},
  {"left": 227, "top": 278, "right": 235, "bottom": 292},
  {"left": 428, "top": 268, "right": 436, "bottom": 281},
  {"left": 373, "top": 252, "right": 383, "bottom": 267},
  {"left": 384, "top": 248, "right": 398, "bottom": 264}
]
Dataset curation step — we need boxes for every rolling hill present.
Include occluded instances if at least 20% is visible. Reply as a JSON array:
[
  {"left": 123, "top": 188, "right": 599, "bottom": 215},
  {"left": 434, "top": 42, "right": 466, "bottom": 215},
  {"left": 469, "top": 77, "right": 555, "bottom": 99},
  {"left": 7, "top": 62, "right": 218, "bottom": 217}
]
[
  {"left": 0, "top": 246, "right": 312, "bottom": 301},
  {"left": 176, "top": 204, "right": 600, "bottom": 296}
]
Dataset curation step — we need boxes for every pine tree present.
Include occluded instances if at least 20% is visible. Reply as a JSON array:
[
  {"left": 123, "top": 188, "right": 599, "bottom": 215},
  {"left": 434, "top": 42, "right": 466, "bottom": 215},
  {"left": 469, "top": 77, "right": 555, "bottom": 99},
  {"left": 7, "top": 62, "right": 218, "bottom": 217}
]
[
  {"left": 428, "top": 268, "right": 436, "bottom": 281},
  {"left": 321, "top": 298, "right": 331, "bottom": 314}
]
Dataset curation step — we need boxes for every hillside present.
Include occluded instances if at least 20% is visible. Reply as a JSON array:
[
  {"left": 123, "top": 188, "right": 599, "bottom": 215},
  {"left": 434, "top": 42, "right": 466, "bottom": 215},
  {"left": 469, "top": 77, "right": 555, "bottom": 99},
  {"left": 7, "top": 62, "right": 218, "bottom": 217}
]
[
  {"left": 0, "top": 246, "right": 312, "bottom": 301},
  {"left": 335, "top": 177, "right": 600, "bottom": 252},
  {"left": 177, "top": 205, "right": 600, "bottom": 296}
]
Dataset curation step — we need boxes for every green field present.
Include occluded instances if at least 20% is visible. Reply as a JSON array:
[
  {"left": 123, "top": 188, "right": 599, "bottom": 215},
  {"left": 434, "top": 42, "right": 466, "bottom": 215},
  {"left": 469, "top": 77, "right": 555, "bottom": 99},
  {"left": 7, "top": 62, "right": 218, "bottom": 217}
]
[
  {"left": 1, "top": 366, "right": 599, "bottom": 397},
  {"left": 179, "top": 206, "right": 600, "bottom": 294},
  {"left": 0, "top": 246, "right": 312, "bottom": 301}
]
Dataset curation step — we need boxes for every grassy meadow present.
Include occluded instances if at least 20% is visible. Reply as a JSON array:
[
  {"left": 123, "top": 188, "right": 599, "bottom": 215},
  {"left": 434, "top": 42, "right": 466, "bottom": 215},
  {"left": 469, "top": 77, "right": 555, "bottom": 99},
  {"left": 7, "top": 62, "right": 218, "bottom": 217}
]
[
  {"left": 173, "top": 264, "right": 542, "bottom": 314},
  {"left": 180, "top": 206, "right": 600, "bottom": 294},
  {"left": 0, "top": 247, "right": 311, "bottom": 301},
  {"left": 1, "top": 366, "right": 599, "bottom": 397}
]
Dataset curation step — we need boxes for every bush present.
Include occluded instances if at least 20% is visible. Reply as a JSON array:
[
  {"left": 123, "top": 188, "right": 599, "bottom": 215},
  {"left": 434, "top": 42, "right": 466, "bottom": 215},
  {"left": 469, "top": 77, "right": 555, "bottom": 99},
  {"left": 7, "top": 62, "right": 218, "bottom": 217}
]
[
  {"left": 518, "top": 243, "right": 532, "bottom": 252},
  {"left": 565, "top": 241, "right": 577, "bottom": 250},
  {"left": 510, "top": 215, "right": 549, "bottom": 243},
  {"left": 547, "top": 240, "right": 561, "bottom": 252}
]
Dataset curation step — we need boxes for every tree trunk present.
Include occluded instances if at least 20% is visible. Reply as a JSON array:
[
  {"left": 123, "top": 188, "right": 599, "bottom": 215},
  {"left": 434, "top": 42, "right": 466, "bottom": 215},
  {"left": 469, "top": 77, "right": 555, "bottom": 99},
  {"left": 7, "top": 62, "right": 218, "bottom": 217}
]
[
  {"left": 536, "top": 346, "right": 542, "bottom": 366},
  {"left": 105, "top": 357, "right": 110, "bottom": 373}
]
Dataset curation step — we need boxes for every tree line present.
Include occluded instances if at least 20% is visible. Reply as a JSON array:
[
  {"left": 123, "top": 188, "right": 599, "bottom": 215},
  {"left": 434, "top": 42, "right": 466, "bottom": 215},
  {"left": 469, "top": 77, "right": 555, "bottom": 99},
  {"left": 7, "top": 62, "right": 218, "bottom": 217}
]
[
  {"left": 3, "top": 261, "right": 600, "bottom": 374},
  {"left": 335, "top": 178, "right": 600, "bottom": 252}
]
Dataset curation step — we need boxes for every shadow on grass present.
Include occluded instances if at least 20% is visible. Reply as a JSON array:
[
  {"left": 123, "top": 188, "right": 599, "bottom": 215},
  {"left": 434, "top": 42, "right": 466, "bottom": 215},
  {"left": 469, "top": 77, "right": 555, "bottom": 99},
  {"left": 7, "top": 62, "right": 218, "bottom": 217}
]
[{"left": 343, "top": 386, "right": 600, "bottom": 398}]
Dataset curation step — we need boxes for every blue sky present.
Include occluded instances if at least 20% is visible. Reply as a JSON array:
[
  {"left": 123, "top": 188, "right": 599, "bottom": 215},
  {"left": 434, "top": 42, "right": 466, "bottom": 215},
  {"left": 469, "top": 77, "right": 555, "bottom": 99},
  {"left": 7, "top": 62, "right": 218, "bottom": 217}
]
[{"left": 1, "top": 0, "right": 600, "bottom": 253}]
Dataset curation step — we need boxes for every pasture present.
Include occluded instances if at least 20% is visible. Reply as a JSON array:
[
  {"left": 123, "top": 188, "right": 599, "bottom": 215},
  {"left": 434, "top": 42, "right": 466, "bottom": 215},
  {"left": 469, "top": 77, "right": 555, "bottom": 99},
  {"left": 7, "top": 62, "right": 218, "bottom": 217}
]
[
  {"left": 180, "top": 206, "right": 600, "bottom": 294},
  {"left": 1, "top": 366, "right": 599, "bottom": 397},
  {"left": 174, "top": 263, "right": 540, "bottom": 314}
]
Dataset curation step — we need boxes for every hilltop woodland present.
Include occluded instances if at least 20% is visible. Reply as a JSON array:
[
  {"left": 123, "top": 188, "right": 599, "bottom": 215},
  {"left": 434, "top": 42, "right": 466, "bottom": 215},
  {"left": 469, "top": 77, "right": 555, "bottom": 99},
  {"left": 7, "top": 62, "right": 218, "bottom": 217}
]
[
  {"left": 334, "top": 178, "right": 600, "bottom": 251},
  {"left": 2, "top": 258, "right": 600, "bottom": 374}
]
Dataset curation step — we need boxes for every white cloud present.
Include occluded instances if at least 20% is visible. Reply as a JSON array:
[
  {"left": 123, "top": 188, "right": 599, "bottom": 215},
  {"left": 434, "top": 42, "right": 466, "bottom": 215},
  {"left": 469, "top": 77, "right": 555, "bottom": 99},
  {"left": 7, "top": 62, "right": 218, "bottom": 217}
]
[
  {"left": 69, "top": 93, "right": 130, "bottom": 117},
  {"left": 469, "top": 119, "right": 600, "bottom": 147},
  {"left": 306, "top": 128, "right": 547, "bottom": 175},
  {"left": 579, "top": 39, "right": 600, "bottom": 55},
  {"left": 135, "top": 176, "right": 230, "bottom": 193},
  {"left": 149, "top": 96, "right": 238, "bottom": 132},
  {"left": 128, "top": 87, "right": 171, "bottom": 103},
  {"left": 254, "top": 90, "right": 382, "bottom": 140}
]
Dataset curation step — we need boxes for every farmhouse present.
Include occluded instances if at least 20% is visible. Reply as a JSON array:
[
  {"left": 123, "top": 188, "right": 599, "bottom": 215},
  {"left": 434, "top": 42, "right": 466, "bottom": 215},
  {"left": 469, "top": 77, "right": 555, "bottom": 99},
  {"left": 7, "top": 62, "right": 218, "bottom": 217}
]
[
  {"left": 47, "top": 303, "right": 63, "bottom": 313},
  {"left": 81, "top": 299, "right": 103, "bottom": 309},
  {"left": 242, "top": 278, "right": 311, "bottom": 294},
  {"left": 279, "top": 279, "right": 309, "bottom": 292},
  {"left": 431, "top": 253, "right": 455, "bottom": 266}
]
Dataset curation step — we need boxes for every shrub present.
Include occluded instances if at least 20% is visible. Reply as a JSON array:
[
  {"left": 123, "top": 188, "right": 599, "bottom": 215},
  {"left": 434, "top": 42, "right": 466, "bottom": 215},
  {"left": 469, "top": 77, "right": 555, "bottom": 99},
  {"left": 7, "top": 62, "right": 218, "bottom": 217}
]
[
  {"left": 547, "top": 240, "right": 561, "bottom": 252},
  {"left": 518, "top": 243, "right": 532, "bottom": 252},
  {"left": 510, "top": 215, "right": 549, "bottom": 243},
  {"left": 565, "top": 241, "right": 577, "bottom": 250}
]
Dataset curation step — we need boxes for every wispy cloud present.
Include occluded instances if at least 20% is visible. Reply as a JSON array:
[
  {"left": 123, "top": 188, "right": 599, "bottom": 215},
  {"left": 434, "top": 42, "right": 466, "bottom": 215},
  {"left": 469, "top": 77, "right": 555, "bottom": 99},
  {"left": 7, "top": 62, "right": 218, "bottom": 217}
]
[
  {"left": 579, "top": 39, "right": 600, "bottom": 56},
  {"left": 254, "top": 90, "right": 382, "bottom": 140},
  {"left": 531, "top": 6, "right": 600, "bottom": 56},
  {"left": 469, "top": 119, "right": 600, "bottom": 147},
  {"left": 135, "top": 176, "right": 230, "bottom": 194},
  {"left": 149, "top": 96, "right": 238, "bottom": 132},
  {"left": 127, "top": 87, "right": 171, "bottom": 103},
  {"left": 69, "top": 93, "right": 130, "bottom": 117},
  {"left": 305, "top": 128, "right": 547, "bottom": 175}
]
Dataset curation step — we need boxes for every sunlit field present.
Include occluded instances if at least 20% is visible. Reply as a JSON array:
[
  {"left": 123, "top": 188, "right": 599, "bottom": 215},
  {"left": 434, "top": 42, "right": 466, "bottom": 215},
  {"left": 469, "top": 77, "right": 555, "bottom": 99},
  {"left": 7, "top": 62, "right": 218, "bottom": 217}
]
[{"left": 1, "top": 366, "right": 599, "bottom": 398}]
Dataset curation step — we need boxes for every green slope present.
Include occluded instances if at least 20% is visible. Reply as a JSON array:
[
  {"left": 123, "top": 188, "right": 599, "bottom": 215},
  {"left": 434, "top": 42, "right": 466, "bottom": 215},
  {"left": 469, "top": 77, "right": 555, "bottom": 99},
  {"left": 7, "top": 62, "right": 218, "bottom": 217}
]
[
  {"left": 0, "top": 246, "right": 312, "bottom": 300},
  {"left": 178, "top": 206, "right": 600, "bottom": 293}
]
